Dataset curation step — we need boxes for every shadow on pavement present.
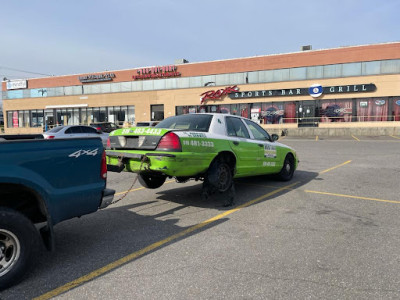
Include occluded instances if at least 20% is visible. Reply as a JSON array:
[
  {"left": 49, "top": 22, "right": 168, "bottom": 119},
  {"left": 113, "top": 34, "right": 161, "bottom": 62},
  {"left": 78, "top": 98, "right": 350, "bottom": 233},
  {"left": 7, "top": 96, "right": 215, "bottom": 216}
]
[{"left": 1, "top": 171, "right": 318, "bottom": 299}]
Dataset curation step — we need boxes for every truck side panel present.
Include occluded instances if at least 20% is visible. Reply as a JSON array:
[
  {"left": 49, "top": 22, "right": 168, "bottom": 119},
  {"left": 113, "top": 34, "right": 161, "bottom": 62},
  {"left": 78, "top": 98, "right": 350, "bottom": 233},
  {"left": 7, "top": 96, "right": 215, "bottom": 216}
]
[{"left": 0, "top": 138, "right": 105, "bottom": 225}]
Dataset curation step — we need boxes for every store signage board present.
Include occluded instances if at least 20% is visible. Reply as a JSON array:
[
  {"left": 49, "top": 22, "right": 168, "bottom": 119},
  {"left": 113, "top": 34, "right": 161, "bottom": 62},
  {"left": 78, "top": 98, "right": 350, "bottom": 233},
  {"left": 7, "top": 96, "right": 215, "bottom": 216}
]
[
  {"left": 79, "top": 73, "right": 115, "bottom": 83},
  {"left": 133, "top": 65, "right": 181, "bottom": 80},
  {"left": 375, "top": 100, "right": 386, "bottom": 106},
  {"left": 200, "top": 85, "right": 239, "bottom": 104},
  {"left": 6, "top": 80, "right": 27, "bottom": 90},
  {"left": 229, "top": 84, "right": 376, "bottom": 99}
]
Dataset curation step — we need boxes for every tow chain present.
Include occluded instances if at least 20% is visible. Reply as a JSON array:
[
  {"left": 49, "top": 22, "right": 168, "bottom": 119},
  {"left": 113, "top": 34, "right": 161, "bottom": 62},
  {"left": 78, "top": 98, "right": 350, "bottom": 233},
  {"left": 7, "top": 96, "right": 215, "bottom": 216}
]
[{"left": 109, "top": 155, "right": 147, "bottom": 206}]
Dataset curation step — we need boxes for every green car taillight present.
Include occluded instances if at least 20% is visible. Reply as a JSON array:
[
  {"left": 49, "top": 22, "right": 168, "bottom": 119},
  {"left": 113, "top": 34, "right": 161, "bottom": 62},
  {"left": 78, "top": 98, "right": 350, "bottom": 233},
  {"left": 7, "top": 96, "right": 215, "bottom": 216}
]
[{"left": 156, "top": 132, "right": 182, "bottom": 152}]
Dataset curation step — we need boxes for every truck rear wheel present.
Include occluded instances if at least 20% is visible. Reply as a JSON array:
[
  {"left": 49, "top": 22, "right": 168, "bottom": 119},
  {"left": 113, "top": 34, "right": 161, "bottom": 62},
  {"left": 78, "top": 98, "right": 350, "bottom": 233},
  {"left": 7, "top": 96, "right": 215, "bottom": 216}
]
[{"left": 0, "top": 208, "right": 39, "bottom": 291}]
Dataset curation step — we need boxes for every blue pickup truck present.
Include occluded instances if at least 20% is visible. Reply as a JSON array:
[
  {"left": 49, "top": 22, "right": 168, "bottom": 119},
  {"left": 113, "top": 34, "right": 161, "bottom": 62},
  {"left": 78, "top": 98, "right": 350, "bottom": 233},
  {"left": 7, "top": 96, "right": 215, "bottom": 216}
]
[{"left": 0, "top": 135, "right": 115, "bottom": 290}]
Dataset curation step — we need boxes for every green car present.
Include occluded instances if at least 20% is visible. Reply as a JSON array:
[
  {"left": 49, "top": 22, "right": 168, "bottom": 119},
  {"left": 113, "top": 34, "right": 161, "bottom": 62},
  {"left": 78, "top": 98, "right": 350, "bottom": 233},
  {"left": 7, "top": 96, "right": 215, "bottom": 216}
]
[{"left": 106, "top": 113, "right": 298, "bottom": 199}]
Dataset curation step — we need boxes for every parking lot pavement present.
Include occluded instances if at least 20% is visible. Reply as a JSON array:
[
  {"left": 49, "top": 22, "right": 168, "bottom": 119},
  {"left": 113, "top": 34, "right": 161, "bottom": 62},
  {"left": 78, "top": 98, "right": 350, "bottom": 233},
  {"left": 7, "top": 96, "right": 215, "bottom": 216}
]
[
  {"left": 2, "top": 136, "right": 400, "bottom": 299},
  {"left": 282, "top": 134, "right": 400, "bottom": 142}
]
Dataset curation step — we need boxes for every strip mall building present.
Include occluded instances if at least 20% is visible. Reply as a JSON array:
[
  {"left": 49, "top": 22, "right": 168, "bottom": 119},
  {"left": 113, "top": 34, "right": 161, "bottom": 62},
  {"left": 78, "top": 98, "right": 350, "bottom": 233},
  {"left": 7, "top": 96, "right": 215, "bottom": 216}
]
[{"left": 2, "top": 42, "right": 400, "bottom": 135}]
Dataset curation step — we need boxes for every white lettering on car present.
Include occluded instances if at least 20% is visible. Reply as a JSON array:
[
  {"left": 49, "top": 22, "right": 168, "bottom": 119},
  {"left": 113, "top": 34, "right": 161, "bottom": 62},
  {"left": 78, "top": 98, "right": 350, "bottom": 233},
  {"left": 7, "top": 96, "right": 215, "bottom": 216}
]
[
  {"left": 133, "top": 128, "right": 162, "bottom": 135},
  {"left": 69, "top": 149, "right": 99, "bottom": 158},
  {"left": 182, "top": 140, "right": 214, "bottom": 148}
]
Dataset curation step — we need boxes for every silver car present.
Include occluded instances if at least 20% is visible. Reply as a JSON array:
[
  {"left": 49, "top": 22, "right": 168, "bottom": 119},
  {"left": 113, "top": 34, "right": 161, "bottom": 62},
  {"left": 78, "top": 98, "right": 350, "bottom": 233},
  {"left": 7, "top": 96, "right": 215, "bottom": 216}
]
[
  {"left": 135, "top": 121, "right": 160, "bottom": 127},
  {"left": 43, "top": 125, "right": 109, "bottom": 145}
]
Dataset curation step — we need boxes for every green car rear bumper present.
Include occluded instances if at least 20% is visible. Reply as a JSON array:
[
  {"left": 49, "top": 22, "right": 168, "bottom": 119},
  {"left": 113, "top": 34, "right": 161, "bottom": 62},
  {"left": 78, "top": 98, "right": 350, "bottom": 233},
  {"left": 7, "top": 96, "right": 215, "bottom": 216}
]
[{"left": 106, "top": 150, "right": 216, "bottom": 177}]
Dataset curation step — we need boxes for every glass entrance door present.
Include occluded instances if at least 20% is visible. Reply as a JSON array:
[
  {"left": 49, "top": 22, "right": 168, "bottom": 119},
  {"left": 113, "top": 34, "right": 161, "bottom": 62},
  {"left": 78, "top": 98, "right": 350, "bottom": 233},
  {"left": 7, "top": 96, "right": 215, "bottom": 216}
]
[
  {"left": 297, "top": 101, "right": 318, "bottom": 127},
  {"left": 44, "top": 109, "right": 55, "bottom": 131}
]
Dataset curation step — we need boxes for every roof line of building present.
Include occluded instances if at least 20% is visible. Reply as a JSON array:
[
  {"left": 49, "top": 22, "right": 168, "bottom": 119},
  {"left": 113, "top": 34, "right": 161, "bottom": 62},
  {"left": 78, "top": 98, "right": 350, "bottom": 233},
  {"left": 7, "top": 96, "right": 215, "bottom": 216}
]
[{"left": 2, "top": 41, "right": 400, "bottom": 82}]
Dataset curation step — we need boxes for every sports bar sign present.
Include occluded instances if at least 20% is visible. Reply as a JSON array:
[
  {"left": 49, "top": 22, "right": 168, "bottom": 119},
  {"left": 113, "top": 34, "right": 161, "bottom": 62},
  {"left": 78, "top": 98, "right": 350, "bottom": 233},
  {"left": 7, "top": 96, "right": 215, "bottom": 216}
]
[{"left": 228, "top": 84, "right": 376, "bottom": 99}]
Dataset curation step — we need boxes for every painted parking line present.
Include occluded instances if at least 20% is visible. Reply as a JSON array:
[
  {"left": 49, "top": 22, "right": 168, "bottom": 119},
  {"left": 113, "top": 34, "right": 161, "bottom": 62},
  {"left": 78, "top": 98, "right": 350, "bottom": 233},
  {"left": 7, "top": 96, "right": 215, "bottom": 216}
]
[
  {"left": 351, "top": 135, "right": 360, "bottom": 141},
  {"left": 315, "top": 135, "right": 319, "bottom": 141},
  {"left": 34, "top": 182, "right": 300, "bottom": 300},
  {"left": 390, "top": 135, "right": 400, "bottom": 140},
  {"left": 319, "top": 160, "right": 351, "bottom": 175},
  {"left": 305, "top": 190, "right": 400, "bottom": 204}
]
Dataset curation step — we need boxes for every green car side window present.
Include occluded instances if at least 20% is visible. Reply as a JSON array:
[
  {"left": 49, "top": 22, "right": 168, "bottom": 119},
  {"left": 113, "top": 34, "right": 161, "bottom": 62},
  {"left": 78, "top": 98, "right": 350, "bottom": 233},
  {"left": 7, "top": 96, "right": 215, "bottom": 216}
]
[
  {"left": 243, "top": 119, "right": 271, "bottom": 141},
  {"left": 226, "top": 117, "right": 250, "bottom": 138}
]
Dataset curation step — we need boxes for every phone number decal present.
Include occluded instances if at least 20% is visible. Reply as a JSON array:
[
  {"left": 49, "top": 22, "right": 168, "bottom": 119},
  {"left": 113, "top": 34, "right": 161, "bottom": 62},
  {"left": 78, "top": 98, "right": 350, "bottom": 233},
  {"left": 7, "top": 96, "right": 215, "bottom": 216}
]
[
  {"left": 132, "top": 128, "right": 163, "bottom": 135},
  {"left": 183, "top": 140, "right": 214, "bottom": 148}
]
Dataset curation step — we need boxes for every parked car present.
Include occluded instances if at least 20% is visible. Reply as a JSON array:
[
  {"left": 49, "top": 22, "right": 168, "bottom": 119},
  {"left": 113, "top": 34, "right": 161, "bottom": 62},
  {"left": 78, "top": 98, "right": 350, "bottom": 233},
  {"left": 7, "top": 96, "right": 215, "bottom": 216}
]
[
  {"left": 106, "top": 113, "right": 298, "bottom": 199},
  {"left": 90, "top": 122, "right": 120, "bottom": 133},
  {"left": 135, "top": 121, "right": 160, "bottom": 127},
  {"left": 43, "top": 125, "right": 109, "bottom": 146}
]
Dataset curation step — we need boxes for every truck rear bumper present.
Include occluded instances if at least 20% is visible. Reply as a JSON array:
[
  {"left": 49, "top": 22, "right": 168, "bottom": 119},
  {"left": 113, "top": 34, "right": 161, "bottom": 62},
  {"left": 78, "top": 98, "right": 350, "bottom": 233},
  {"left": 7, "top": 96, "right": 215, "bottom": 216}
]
[{"left": 100, "top": 188, "right": 115, "bottom": 209}]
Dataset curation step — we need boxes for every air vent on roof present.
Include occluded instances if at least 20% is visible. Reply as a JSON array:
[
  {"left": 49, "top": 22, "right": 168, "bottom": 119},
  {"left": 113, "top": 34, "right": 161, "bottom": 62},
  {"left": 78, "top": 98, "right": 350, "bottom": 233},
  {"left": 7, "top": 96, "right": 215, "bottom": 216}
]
[
  {"left": 175, "top": 59, "right": 189, "bottom": 64},
  {"left": 301, "top": 45, "right": 312, "bottom": 51}
]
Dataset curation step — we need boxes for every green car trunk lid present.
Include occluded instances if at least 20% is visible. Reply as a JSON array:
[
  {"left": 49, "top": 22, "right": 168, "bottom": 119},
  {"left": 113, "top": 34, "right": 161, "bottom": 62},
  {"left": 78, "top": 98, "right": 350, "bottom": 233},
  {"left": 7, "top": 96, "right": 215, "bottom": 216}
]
[{"left": 108, "top": 127, "right": 171, "bottom": 150}]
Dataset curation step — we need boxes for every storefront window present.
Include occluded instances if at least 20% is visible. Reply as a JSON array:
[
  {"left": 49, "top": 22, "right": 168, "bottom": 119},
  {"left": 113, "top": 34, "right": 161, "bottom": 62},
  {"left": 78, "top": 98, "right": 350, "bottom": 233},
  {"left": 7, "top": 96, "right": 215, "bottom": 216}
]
[
  {"left": 251, "top": 103, "right": 262, "bottom": 123},
  {"left": 32, "top": 110, "right": 44, "bottom": 127},
  {"left": 319, "top": 99, "right": 353, "bottom": 122},
  {"left": 71, "top": 108, "right": 80, "bottom": 125},
  {"left": 108, "top": 107, "right": 115, "bottom": 123},
  {"left": 151, "top": 105, "right": 164, "bottom": 121},
  {"left": 198, "top": 105, "right": 208, "bottom": 113},
  {"left": 23, "top": 111, "right": 30, "bottom": 127},
  {"left": 87, "top": 108, "right": 93, "bottom": 124},
  {"left": 91, "top": 108, "right": 98, "bottom": 123},
  {"left": 116, "top": 106, "right": 127, "bottom": 126},
  {"left": 7, "top": 111, "right": 13, "bottom": 128},
  {"left": 230, "top": 104, "right": 240, "bottom": 115},
  {"left": 259, "top": 102, "right": 296, "bottom": 124},
  {"left": 127, "top": 106, "right": 135, "bottom": 126},
  {"left": 356, "top": 98, "right": 388, "bottom": 122},
  {"left": 99, "top": 107, "right": 107, "bottom": 122},
  {"left": 240, "top": 104, "right": 249, "bottom": 119},
  {"left": 80, "top": 108, "right": 88, "bottom": 125},
  {"left": 44, "top": 109, "right": 55, "bottom": 130},
  {"left": 219, "top": 105, "right": 230, "bottom": 114},
  {"left": 393, "top": 98, "right": 400, "bottom": 121}
]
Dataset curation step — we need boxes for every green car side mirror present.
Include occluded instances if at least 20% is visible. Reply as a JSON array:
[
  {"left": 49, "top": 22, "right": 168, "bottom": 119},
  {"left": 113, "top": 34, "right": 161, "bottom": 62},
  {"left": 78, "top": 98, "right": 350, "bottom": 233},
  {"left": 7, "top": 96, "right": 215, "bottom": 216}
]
[{"left": 271, "top": 134, "right": 279, "bottom": 142}]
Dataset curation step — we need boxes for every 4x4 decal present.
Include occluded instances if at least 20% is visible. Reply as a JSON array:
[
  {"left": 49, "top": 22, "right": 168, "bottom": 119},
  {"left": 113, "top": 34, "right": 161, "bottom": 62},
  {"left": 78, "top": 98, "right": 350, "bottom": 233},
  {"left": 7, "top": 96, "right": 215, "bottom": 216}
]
[{"left": 69, "top": 149, "right": 99, "bottom": 158}]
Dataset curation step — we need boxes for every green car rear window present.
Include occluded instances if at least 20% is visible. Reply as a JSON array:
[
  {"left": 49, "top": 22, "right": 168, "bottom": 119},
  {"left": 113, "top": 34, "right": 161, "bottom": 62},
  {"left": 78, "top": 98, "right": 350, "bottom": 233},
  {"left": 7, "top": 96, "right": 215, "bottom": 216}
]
[{"left": 156, "top": 114, "right": 213, "bottom": 132}]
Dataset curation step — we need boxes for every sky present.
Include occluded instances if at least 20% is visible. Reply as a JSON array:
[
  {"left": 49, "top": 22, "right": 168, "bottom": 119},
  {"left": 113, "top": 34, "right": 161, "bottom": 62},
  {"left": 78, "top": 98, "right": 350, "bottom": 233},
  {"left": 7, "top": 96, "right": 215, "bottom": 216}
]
[{"left": 1, "top": 0, "right": 399, "bottom": 104}]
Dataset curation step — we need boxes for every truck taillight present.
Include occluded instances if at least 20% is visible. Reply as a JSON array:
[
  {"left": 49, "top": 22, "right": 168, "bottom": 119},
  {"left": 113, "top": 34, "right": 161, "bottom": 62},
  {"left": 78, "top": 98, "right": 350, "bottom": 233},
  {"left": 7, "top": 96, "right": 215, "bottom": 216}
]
[
  {"left": 156, "top": 132, "right": 181, "bottom": 152},
  {"left": 101, "top": 150, "right": 107, "bottom": 180},
  {"left": 46, "top": 135, "right": 55, "bottom": 139},
  {"left": 106, "top": 137, "right": 111, "bottom": 148}
]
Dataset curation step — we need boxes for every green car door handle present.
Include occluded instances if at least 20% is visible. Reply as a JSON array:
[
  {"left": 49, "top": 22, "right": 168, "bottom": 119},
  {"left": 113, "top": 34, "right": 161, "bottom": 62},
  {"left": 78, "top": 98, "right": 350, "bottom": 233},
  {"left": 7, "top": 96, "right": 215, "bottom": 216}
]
[
  {"left": 258, "top": 144, "right": 263, "bottom": 147},
  {"left": 233, "top": 141, "right": 239, "bottom": 145}
]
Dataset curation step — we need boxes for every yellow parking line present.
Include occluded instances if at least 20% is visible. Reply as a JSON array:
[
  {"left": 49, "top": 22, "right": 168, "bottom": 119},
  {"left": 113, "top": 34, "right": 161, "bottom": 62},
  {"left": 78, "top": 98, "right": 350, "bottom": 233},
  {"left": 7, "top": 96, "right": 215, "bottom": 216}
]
[
  {"left": 34, "top": 182, "right": 300, "bottom": 300},
  {"left": 305, "top": 190, "right": 400, "bottom": 204},
  {"left": 115, "top": 187, "right": 144, "bottom": 195},
  {"left": 315, "top": 135, "right": 319, "bottom": 141},
  {"left": 390, "top": 135, "right": 400, "bottom": 140},
  {"left": 351, "top": 135, "right": 360, "bottom": 141},
  {"left": 319, "top": 160, "right": 351, "bottom": 175}
]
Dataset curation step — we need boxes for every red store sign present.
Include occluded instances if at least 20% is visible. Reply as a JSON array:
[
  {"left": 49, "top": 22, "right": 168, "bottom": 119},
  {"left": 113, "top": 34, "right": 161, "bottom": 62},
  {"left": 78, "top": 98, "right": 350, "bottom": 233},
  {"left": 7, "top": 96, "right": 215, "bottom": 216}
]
[
  {"left": 133, "top": 65, "right": 181, "bottom": 80},
  {"left": 200, "top": 85, "right": 239, "bottom": 104}
]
